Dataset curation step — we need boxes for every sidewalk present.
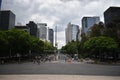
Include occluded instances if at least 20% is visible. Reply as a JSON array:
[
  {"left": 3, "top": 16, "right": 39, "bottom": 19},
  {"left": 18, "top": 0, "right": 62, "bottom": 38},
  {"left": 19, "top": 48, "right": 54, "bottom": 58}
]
[{"left": 0, "top": 75, "right": 120, "bottom": 80}]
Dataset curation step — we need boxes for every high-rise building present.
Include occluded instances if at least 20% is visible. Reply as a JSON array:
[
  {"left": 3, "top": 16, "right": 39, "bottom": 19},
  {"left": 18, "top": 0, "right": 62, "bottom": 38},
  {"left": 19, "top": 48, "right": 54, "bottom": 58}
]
[
  {"left": 104, "top": 7, "right": 120, "bottom": 27},
  {"left": 81, "top": 16, "right": 100, "bottom": 34},
  {"left": 26, "top": 21, "right": 38, "bottom": 37},
  {"left": 48, "top": 28, "right": 54, "bottom": 46},
  {"left": 0, "top": 0, "right": 2, "bottom": 10},
  {"left": 0, "top": 10, "right": 15, "bottom": 30},
  {"left": 65, "top": 22, "right": 79, "bottom": 44},
  {"left": 37, "top": 23, "right": 48, "bottom": 41},
  {"left": 76, "top": 29, "right": 81, "bottom": 41}
]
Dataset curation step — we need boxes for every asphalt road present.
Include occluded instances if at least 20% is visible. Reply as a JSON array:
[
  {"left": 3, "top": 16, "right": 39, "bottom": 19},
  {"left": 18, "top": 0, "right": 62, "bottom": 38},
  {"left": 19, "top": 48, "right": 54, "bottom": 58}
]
[{"left": 0, "top": 53, "right": 120, "bottom": 76}]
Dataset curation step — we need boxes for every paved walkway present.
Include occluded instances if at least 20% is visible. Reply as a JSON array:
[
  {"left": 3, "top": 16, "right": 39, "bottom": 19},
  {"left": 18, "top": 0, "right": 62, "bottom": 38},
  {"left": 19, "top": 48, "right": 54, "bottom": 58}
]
[{"left": 0, "top": 75, "right": 120, "bottom": 80}]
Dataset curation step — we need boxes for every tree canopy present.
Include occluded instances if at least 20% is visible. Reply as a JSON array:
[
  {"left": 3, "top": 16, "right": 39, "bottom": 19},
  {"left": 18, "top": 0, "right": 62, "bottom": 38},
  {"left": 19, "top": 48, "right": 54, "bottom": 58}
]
[
  {"left": 0, "top": 29, "right": 55, "bottom": 57},
  {"left": 61, "top": 41, "right": 77, "bottom": 57},
  {"left": 84, "top": 36, "right": 118, "bottom": 51},
  {"left": 84, "top": 36, "right": 118, "bottom": 60}
]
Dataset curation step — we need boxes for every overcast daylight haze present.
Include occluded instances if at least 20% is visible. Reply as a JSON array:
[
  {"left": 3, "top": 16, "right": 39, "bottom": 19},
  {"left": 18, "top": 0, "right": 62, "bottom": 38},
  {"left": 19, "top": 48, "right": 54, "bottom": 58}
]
[{"left": 1, "top": 0, "right": 120, "bottom": 49}]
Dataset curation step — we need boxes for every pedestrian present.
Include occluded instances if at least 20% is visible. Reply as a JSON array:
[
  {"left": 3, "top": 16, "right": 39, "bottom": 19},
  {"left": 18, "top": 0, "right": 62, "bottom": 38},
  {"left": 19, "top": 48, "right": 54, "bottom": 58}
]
[{"left": 33, "top": 57, "right": 36, "bottom": 64}]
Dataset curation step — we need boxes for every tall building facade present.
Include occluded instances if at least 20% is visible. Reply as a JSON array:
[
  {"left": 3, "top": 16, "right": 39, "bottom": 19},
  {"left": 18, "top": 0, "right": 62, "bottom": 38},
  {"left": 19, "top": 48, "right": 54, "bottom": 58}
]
[
  {"left": 0, "top": 0, "right": 2, "bottom": 10},
  {"left": 104, "top": 7, "right": 120, "bottom": 27},
  {"left": 76, "top": 29, "right": 81, "bottom": 41},
  {"left": 37, "top": 23, "right": 48, "bottom": 41},
  {"left": 26, "top": 21, "right": 38, "bottom": 37},
  {"left": 66, "top": 22, "right": 79, "bottom": 44},
  {"left": 0, "top": 10, "right": 15, "bottom": 30},
  {"left": 48, "top": 28, "right": 54, "bottom": 46},
  {"left": 81, "top": 16, "right": 100, "bottom": 34}
]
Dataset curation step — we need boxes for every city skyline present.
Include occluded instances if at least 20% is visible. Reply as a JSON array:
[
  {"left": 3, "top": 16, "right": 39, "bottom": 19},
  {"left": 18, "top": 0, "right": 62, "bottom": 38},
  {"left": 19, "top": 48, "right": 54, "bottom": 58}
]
[{"left": 1, "top": 0, "right": 120, "bottom": 49}]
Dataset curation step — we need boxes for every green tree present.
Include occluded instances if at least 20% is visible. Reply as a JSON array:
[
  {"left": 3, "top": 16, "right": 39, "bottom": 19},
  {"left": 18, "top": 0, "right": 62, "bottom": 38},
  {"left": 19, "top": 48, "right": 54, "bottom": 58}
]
[
  {"left": 0, "top": 30, "right": 9, "bottom": 57},
  {"left": 30, "top": 37, "right": 44, "bottom": 56},
  {"left": 61, "top": 41, "right": 77, "bottom": 57},
  {"left": 44, "top": 41, "right": 56, "bottom": 54},
  {"left": 7, "top": 29, "right": 31, "bottom": 56},
  {"left": 104, "top": 27, "right": 118, "bottom": 41},
  {"left": 0, "top": 28, "right": 56, "bottom": 60},
  {"left": 88, "top": 22, "right": 104, "bottom": 38},
  {"left": 77, "top": 33, "right": 88, "bottom": 58},
  {"left": 104, "top": 22, "right": 120, "bottom": 55},
  {"left": 84, "top": 36, "right": 118, "bottom": 61}
]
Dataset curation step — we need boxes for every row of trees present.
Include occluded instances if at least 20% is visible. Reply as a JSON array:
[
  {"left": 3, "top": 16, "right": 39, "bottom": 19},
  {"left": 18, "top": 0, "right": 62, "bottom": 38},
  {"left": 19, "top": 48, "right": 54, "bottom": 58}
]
[
  {"left": 0, "top": 28, "right": 56, "bottom": 58},
  {"left": 61, "top": 22, "right": 120, "bottom": 61}
]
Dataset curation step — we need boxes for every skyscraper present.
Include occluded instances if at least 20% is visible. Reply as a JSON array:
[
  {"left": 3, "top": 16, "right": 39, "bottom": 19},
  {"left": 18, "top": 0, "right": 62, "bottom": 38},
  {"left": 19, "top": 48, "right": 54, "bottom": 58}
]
[
  {"left": 0, "top": 10, "right": 15, "bottom": 30},
  {"left": 81, "top": 16, "right": 100, "bottom": 35},
  {"left": 0, "top": 0, "right": 2, "bottom": 10},
  {"left": 104, "top": 7, "right": 120, "bottom": 27},
  {"left": 26, "top": 21, "right": 38, "bottom": 37},
  {"left": 66, "top": 22, "right": 79, "bottom": 44},
  {"left": 76, "top": 29, "right": 81, "bottom": 41},
  {"left": 37, "top": 23, "right": 48, "bottom": 41},
  {"left": 48, "top": 28, "right": 54, "bottom": 46}
]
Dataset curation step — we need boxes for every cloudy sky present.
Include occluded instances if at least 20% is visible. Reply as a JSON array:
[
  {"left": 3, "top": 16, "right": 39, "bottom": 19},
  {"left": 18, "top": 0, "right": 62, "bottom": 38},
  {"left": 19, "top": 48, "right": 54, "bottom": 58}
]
[{"left": 1, "top": 0, "right": 120, "bottom": 49}]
